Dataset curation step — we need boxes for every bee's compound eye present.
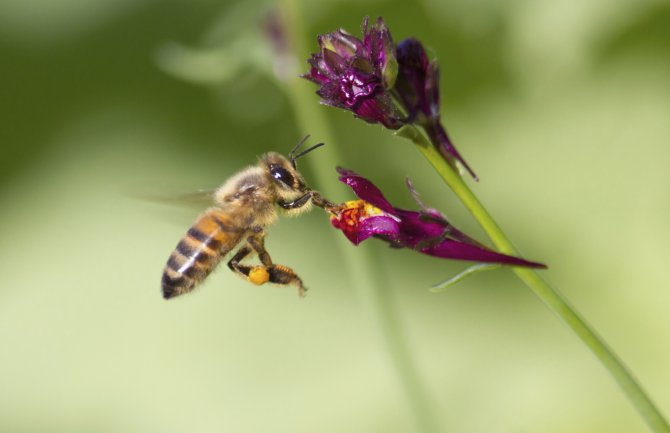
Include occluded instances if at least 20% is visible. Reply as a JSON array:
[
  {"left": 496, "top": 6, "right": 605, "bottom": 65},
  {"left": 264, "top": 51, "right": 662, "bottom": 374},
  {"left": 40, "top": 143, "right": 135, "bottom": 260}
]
[{"left": 270, "top": 165, "right": 294, "bottom": 187}]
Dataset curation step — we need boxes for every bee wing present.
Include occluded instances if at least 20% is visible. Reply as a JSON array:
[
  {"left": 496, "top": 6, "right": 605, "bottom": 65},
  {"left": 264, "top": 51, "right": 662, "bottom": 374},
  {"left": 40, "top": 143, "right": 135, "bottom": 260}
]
[{"left": 128, "top": 187, "right": 217, "bottom": 210}]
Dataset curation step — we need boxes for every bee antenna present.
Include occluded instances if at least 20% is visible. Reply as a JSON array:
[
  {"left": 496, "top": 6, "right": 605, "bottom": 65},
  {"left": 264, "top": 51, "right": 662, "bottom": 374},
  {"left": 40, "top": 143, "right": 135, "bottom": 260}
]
[
  {"left": 289, "top": 135, "right": 325, "bottom": 168},
  {"left": 292, "top": 142, "right": 325, "bottom": 167},
  {"left": 289, "top": 135, "right": 311, "bottom": 162}
]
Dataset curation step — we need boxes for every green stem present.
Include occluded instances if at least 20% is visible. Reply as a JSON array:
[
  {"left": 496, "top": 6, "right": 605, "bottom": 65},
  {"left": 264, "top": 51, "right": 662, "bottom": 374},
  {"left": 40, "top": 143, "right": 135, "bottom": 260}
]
[
  {"left": 275, "top": 3, "right": 440, "bottom": 432},
  {"left": 399, "top": 125, "right": 670, "bottom": 433}
]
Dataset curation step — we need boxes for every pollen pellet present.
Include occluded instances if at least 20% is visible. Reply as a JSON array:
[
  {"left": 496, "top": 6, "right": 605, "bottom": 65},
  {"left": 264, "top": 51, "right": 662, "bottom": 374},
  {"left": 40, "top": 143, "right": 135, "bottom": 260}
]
[{"left": 249, "top": 267, "right": 270, "bottom": 285}]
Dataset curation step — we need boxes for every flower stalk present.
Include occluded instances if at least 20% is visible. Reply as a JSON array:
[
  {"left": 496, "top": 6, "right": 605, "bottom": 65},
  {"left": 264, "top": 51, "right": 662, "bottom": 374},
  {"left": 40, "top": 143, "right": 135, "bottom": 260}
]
[{"left": 398, "top": 125, "right": 670, "bottom": 433}]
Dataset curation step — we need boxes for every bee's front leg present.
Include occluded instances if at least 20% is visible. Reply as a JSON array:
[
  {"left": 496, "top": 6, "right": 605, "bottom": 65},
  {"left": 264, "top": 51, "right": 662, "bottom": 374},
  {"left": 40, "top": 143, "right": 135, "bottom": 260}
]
[
  {"left": 278, "top": 193, "right": 311, "bottom": 210},
  {"left": 279, "top": 190, "right": 339, "bottom": 214},
  {"left": 245, "top": 231, "right": 307, "bottom": 297},
  {"left": 309, "top": 190, "right": 340, "bottom": 213}
]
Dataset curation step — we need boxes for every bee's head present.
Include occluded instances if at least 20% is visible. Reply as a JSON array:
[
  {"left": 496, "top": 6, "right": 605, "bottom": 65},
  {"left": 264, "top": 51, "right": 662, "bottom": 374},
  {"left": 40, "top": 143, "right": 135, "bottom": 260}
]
[
  {"left": 262, "top": 136, "right": 324, "bottom": 200},
  {"left": 263, "top": 152, "right": 306, "bottom": 194}
]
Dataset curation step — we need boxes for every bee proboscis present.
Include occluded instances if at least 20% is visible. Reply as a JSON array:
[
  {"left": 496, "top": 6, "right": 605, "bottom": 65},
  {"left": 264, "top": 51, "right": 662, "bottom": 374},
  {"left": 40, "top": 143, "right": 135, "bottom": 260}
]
[{"left": 161, "top": 137, "right": 334, "bottom": 299}]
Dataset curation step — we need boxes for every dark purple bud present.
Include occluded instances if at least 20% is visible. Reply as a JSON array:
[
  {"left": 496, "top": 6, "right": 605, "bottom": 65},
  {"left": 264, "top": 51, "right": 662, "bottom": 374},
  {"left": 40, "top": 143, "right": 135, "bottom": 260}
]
[
  {"left": 352, "top": 94, "right": 405, "bottom": 128},
  {"left": 395, "top": 38, "right": 477, "bottom": 179},
  {"left": 394, "top": 38, "right": 430, "bottom": 119},
  {"left": 425, "top": 60, "right": 440, "bottom": 119}
]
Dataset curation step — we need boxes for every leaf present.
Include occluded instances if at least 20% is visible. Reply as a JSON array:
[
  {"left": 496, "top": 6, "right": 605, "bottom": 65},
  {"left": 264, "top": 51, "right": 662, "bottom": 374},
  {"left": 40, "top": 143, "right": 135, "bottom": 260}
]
[{"left": 429, "top": 263, "right": 501, "bottom": 293}]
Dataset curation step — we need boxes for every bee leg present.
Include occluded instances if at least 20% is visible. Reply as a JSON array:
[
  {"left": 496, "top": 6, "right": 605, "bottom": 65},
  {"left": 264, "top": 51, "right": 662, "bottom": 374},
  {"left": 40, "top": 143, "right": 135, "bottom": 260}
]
[
  {"left": 247, "top": 232, "right": 307, "bottom": 297},
  {"left": 309, "top": 190, "right": 340, "bottom": 213},
  {"left": 227, "top": 245, "right": 264, "bottom": 284},
  {"left": 246, "top": 230, "right": 272, "bottom": 266},
  {"left": 278, "top": 193, "right": 312, "bottom": 210},
  {"left": 267, "top": 265, "right": 307, "bottom": 298},
  {"left": 279, "top": 190, "right": 337, "bottom": 213}
]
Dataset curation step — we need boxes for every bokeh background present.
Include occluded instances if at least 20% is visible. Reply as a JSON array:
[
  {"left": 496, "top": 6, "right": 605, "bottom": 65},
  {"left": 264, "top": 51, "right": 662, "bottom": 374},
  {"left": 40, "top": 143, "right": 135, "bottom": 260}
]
[{"left": 1, "top": 0, "right": 669, "bottom": 432}]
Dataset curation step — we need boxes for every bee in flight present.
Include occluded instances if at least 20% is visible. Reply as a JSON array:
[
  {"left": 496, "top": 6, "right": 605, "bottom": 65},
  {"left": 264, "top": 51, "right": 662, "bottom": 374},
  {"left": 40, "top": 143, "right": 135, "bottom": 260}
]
[{"left": 161, "top": 137, "right": 334, "bottom": 299}]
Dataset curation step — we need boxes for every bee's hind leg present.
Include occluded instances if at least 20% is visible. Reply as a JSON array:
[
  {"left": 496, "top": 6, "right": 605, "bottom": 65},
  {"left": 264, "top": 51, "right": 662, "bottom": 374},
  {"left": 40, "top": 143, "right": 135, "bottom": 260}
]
[
  {"left": 245, "top": 231, "right": 307, "bottom": 297},
  {"left": 227, "top": 244, "right": 302, "bottom": 294},
  {"left": 266, "top": 265, "right": 307, "bottom": 297},
  {"left": 227, "top": 245, "right": 260, "bottom": 282}
]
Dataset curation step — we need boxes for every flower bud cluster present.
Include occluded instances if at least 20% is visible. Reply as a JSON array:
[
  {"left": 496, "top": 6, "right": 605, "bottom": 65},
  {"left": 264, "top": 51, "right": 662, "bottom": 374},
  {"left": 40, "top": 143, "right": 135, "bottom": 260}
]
[{"left": 304, "top": 17, "right": 476, "bottom": 179}]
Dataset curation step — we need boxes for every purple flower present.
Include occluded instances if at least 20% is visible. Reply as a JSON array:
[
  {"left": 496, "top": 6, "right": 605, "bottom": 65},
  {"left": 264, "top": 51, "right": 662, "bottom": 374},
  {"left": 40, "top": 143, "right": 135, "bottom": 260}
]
[
  {"left": 330, "top": 168, "right": 546, "bottom": 268},
  {"left": 304, "top": 17, "right": 478, "bottom": 180},
  {"left": 304, "top": 17, "right": 403, "bottom": 128}
]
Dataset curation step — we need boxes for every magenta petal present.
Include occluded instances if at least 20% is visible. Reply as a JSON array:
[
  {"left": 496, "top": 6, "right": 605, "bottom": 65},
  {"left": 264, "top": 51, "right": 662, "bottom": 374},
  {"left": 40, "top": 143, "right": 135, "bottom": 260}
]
[
  {"left": 324, "top": 30, "right": 360, "bottom": 59},
  {"left": 322, "top": 49, "right": 347, "bottom": 75},
  {"left": 352, "top": 96, "right": 403, "bottom": 128},
  {"left": 352, "top": 98, "right": 385, "bottom": 122},
  {"left": 363, "top": 17, "right": 394, "bottom": 74},
  {"left": 392, "top": 209, "right": 445, "bottom": 246},
  {"left": 394, "top": 209, "right": 544, "bottom": 268},
  {"left": 338, "top": 70, "right": 380, "bottom": 107},
  {"left": 305, "top": 68, "right": 329, "bottom": 85},
  {"left": 336, "top": 168, "right": 395, "bottom": 212},
  {"left": 330, "top": 211, "right": 399, "bottom": 245},
  {"left": 356, "top": 215, "right": 400, "bottom": 244},
  {"left": 393, "top": 209, "right": 487, "bottom": 248},
  {"left": 317, "top": 80, "right": 345, "bottom": 105},
  {"left": 423, "top": 240, "right": 547, "bottom": 268},
  {"left": 341, "top": 226, "right": 361, "bottom": 245},
  {"left": 334, "top": 30, "right": 364, "bottom": 56}
]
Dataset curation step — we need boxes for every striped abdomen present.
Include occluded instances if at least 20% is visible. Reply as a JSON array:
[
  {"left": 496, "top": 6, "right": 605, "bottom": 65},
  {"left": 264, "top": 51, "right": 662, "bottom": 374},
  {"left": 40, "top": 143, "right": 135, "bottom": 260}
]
[{"left": 162, "top": 208, "right": 245, "bottom": 299}]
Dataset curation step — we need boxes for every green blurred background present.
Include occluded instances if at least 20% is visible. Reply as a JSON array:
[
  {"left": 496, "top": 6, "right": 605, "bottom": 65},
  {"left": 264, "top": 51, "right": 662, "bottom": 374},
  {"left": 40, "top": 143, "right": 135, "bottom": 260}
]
[{"left": 1, "top": 0, "right": 669, "bottom": 432}]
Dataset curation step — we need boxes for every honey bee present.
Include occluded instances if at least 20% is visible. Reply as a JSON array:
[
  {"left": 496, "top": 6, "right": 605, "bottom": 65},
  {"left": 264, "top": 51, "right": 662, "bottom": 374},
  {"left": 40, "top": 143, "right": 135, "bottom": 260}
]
[{"left": 161, "top": 137, "right": 334, "bottom": 299}]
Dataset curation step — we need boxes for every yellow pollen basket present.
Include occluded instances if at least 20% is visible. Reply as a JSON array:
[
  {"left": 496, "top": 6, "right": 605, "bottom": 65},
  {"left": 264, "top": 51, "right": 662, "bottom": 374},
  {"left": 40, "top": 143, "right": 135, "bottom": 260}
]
[{"left": 248, "top": 267, "right": 270, "bottom": 285}]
